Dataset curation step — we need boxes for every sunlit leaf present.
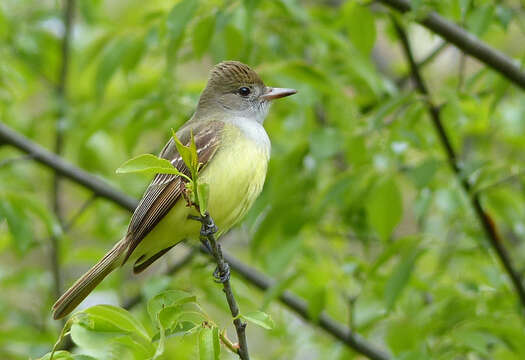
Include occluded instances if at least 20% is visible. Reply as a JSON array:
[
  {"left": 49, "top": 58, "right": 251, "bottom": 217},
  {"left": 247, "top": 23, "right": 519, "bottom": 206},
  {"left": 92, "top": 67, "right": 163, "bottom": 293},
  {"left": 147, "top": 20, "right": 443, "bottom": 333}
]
[
  {"left": 199, "top": 326, "right": 215, "bottom": 360},
  {"left": 116, "top": 154, "right": 186, "bottom": 178},
  {"left": 366, "top": 177, "right": 403, "bottom": 241},
  {"left": 241, "top": 311, "right": 274, "bottom": 330},
  {"left": 197, "top": 182, "right": 209, "bottom": 215},
  {"left": 148, "top": 290, "right": 197, "bottom": 322},
  {"left": 166, "top": 0, "right": 199, "bottom": 62},
  {"left": 384, "top": 247, "right": 424, "bottom": 310},
  {"left": 193, "top": 15, "right": 216, "bottom": 58},
  {"left": 344, "top": 2, "right": 376, "bottom": 55}
]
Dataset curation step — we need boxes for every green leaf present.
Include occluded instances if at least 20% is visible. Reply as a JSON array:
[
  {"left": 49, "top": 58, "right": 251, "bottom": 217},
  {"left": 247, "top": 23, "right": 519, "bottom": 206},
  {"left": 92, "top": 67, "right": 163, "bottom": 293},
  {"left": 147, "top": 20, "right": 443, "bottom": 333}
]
[
  {"left": 466, "top": 4, "right": 494, "bottom": 37},
  {"left": 309, "top": 127, "right": 343, "bottom": 160},
  {"left": 197, "top": 182, "right": 209, "bottom": 216},
  {"left": 384, "top": 247, "right": 423, "bottom": 310},
  {"left": 223, "top": 25, "right": 244, "bottom": 59},
  {"left": 261, "top": 272, "right": 299, "bottom": 311},
  {"left": 121, "top": 35, "right": 146, "bottom": 73},
  {"left": 212, "top": 327, "right": 220, "bottom": 360},
  {"left": 193, "top": 16, "right": 216, "bottom": 58},
  {"left": 344, "top": 3, "right": 376, "bottom": 55},
  {"left": 69, "top": 306, "right": 154, "bottom": 359},
  {"left": 172, "top": 129, "right": 197, "bottom": 176},
  {"left": 147, "top": 290, "right": 197, "bottom": 322},
  {"left": 241, "top": 311, "right": 274, "bottom": 330},
  {"left": 166, "top": 0, "right": 199, "bottom": 62},
  {"left": 38, "top": 350, "right": 96, "bottom": 360},
  {"left": 408, "top": 158, "right": 441, "bottom": 188},
  {"left": 199, "top": 327, "right": 215, "bottom": 360},
  {"left": 0, "top": 194, "right": 35, "bottom": 255},
  {"left": 370, "top": 93, "right": 414, "bottom": 129},
  {"left": 115, "top": 154, "right": 187, "bottom": 178},
  {"left": 495, "top": 5, "right": 514, "bottom": 30},
  {"left": 95, "top": 37, "right": 130, "bottom": 98},
  {"left": 366, "top": 177, "right": 403, "bottom": 241},
  {"left": 82, "top": 305, "right": 150, "bottom": 341},
  {"left": 306, "top": 287, "right": 326, "bottom": 322}
]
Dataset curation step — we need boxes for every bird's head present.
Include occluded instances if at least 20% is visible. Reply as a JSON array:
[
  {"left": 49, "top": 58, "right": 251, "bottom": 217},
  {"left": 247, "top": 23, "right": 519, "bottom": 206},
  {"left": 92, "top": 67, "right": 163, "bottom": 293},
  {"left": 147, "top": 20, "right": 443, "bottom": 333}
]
[{"left": 196, "top": 61, "right": 296, "bottom": 123}]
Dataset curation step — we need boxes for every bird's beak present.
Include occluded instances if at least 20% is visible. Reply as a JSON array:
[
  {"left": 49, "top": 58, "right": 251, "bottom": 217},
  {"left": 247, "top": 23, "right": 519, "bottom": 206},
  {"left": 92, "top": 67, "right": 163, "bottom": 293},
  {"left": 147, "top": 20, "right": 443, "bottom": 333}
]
[{"left": 261, "top": 87, "right": 297, "bottom": 101}]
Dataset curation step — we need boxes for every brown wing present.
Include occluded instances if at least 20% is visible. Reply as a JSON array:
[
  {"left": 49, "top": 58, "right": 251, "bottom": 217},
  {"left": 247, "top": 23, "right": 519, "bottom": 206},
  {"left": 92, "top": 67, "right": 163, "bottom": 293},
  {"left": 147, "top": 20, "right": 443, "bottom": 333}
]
[{"left": 122, "top": 120, "right": 224, "bottom": 265}]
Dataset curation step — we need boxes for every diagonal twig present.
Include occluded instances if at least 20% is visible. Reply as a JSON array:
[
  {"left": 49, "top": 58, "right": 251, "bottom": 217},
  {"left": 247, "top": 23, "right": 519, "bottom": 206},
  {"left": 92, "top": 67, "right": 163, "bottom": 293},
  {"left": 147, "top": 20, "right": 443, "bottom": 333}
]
[{"left": 391, "top": 16, "right": 525, "bottom": 310}]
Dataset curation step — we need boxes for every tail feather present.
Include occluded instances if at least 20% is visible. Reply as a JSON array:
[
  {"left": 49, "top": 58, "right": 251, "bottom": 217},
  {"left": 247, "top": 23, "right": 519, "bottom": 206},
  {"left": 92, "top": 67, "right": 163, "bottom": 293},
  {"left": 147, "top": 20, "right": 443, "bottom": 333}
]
[{"left": 52, "top": 239, "right": 127, "bottom": 320}]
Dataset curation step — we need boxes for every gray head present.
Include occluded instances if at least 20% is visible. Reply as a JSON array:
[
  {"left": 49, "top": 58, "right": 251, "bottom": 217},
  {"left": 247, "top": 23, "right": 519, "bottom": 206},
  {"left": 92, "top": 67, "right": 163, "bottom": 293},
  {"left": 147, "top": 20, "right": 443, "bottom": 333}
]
[{"left": 195, "top": 61, "right": 296, "bottom": 123}]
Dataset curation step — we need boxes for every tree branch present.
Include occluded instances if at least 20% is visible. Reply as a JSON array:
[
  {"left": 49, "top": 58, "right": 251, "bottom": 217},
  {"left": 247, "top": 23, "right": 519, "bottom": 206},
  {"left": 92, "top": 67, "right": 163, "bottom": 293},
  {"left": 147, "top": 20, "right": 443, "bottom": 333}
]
[
  {"left": 391, "top": 17, "right": 525, "bottom": 310},
  {"left": 0, "top": 121, "right": 389, "bottom": 360},
  {"left": 195, "top": 213, "right": 249, "bottom": 360},
  {"left": 50, "top": 0, "right": 75, "bottom": 304},
  {"left": 0, "top": 122, "right": 138, "bottom": 211},
  {"left": 379, "top": 0, "right": 525, "bottom": 90},
  {"left": 396, "top": 41, "right": 448, "bottom": 88}
]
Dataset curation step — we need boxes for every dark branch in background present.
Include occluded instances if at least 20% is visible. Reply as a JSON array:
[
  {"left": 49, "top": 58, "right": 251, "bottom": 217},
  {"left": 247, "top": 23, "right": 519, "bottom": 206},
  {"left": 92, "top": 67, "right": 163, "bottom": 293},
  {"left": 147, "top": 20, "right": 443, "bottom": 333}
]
[
  {"left": 391, "top": 17, "right": 525, "bottom": 310},
  {"left": 361, "top": 41, "right": 448, "bottom": 115},
  {"left": 396, "top": 41, "right": 448, "bottom": 88},
  {"left": 50, "top": 0, "right": 75, "bottom": 303},
  {"left": 195, "top": 214, "right": 250, "bottom": 360},
  {"left": 0, "top": 122, "right": 389, "bottom": 360},
  {"left": 0, "top": 123, "right": 138, "bottom": 210},
  {"left": 379, "top": 0, "right": 525, "bottom": 90},
  {"left": 62, "top": 195, "right": 97, "bottom": 233}
]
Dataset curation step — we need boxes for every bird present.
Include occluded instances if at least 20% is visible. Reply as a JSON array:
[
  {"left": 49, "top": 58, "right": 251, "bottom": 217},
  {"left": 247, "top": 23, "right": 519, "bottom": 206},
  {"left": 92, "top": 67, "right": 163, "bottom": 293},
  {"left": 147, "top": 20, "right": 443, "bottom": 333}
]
[{"left": 52, "top": 61, "right": 297, "bottom": 319}]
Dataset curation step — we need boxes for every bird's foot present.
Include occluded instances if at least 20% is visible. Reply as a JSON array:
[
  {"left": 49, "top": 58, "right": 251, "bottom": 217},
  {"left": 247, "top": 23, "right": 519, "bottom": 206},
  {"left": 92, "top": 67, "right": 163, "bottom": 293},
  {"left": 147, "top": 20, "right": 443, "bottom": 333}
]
[
  {"left": 213, "top": 263, "right": 230, "bottom": 283},
  {"left": 200, "top": 215, "right": 218, "bottom": 238}
]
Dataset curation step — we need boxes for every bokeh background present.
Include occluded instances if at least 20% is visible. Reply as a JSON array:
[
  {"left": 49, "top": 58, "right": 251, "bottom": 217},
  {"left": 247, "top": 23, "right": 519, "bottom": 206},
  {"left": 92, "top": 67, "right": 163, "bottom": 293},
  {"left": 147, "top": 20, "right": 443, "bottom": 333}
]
[{"left": 1, "top": 0, "right": 525, "bottom": 359}]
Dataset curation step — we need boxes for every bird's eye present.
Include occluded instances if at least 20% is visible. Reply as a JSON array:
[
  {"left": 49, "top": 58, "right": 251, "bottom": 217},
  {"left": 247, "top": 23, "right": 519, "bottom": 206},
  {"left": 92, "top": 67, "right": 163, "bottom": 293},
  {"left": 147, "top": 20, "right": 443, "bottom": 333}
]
[{"left": 238, "top": 87, "right": 251, "bottom": 96}]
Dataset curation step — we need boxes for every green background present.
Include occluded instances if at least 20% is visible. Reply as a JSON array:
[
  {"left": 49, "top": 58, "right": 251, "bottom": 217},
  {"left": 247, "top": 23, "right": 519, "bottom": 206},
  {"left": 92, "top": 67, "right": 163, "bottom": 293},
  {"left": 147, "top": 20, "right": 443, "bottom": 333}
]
[{"left": 1, "top": 0, "right": 525, "bottom": 359}]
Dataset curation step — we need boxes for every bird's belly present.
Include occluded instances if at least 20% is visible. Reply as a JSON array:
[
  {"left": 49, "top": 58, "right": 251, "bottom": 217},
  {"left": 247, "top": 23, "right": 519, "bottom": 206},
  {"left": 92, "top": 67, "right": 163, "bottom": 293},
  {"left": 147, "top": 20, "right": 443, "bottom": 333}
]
[{"left": 134, "top": 134, "right": 269, "bottom": 259}]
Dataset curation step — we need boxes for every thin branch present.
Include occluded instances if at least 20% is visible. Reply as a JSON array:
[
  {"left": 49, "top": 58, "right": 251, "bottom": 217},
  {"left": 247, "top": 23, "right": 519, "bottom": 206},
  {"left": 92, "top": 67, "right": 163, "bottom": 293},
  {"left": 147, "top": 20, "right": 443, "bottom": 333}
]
[
  {"left": 53, "top": 0, "right": 75, "bottom": 222},
  {"left": 396, "top": 41, "right": 448, "bottom": 88},
  {"left": 63, "top": 194, "right": 97, "bottom": 232},
  {"left": 50, "top": 0, "right": 75, "bottom": 303},
  {"left": 391, "top": 16, "right": 525, "bottom": 310},
  {"left": 0, "top": 122, "right": 138, "bottom": 211},
  {"left": 379, "top": 0, "right": 525, "bottom": 90},
  {"left": 195, "top": 213, "right": 249, "bottom": 360},
  {"left": 0, "top": 122, "right": 389, "bottom": 360},
  {"left": 362, "top": 41, "right": 448, "bottom": 115},
  {"left": 475, "top": 170, "right": 525, "bottom": 194}
]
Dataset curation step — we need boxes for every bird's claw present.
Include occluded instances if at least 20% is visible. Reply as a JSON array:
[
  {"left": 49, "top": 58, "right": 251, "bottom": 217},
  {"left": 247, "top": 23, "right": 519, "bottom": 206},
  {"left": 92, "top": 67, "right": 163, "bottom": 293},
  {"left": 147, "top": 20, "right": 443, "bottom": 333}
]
[
  {"left": 200, "top": 221, "right": 218, "bottom": 238},
  {"left": 213, "top": 263, "right": 230, "bottom": 283}
]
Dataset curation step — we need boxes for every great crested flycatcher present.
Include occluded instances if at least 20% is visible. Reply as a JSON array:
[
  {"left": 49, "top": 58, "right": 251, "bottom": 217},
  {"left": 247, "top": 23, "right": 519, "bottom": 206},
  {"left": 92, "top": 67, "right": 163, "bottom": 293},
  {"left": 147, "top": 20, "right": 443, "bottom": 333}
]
[{"left": 52, "top": 61, "right": 296, "bottom": 319}]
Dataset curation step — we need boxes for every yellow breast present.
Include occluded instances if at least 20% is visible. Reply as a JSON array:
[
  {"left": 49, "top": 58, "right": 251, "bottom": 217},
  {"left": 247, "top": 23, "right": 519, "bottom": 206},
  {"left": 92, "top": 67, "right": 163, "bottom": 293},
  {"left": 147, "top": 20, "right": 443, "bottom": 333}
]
[
  {"left": 134, "top": 122, "right": 269, "bottom": 260},
  {"left": 201, "top": 122, "right": 269, "bottom": 234}
]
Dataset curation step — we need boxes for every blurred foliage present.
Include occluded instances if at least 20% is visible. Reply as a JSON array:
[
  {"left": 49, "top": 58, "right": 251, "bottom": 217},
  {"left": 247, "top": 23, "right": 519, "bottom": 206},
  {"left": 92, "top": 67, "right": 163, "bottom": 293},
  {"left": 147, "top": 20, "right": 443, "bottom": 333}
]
[{"left": 1, "top": 0, "right": 525, "bottom": 359}]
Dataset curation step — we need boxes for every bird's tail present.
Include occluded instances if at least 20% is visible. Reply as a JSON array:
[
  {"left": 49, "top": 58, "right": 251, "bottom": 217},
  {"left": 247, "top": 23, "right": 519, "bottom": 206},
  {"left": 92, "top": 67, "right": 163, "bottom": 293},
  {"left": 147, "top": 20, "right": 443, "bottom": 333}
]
[{"left": 52, "top": 238, "right": 128, "bottom": 320}]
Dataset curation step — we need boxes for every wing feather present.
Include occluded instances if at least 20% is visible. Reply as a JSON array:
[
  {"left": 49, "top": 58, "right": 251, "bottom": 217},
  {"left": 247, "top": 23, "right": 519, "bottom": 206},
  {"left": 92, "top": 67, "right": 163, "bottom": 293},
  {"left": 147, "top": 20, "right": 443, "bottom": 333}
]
[{"left": 122, "top": 120, "right": 224, "bottom": 264}]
